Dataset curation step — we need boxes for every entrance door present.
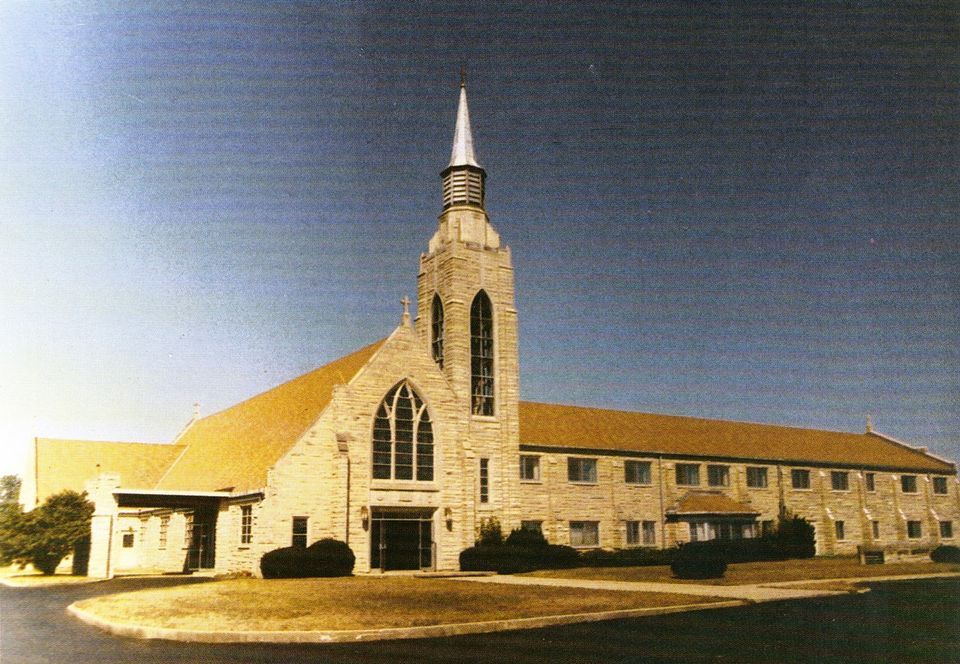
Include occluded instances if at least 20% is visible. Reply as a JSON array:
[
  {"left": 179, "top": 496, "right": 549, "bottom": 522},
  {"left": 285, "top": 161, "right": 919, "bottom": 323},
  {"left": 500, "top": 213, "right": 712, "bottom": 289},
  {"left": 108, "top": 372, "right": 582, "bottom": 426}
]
[
  {"left": 370, "top": 508, "right": 434, "bottom": 571},
  {"left": 186, "top": 511, "right": 217, "bottom": 570}
]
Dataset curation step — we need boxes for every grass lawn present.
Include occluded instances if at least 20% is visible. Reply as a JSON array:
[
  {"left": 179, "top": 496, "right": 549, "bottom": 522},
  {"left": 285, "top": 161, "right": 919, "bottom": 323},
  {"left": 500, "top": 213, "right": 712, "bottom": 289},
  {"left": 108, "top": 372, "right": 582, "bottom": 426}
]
[
  {"left": 525, "top": 557, "right": 960, "bottom": 586},
  {"left": 74, "top": 577, "right": 722, "bottom": 631}
]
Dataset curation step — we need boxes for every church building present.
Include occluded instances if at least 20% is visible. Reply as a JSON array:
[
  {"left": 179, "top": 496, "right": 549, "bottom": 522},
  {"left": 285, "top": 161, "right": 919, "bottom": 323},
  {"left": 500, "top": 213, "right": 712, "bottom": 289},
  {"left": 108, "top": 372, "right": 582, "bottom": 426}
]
[{"left": 23, "top": 82, "right": 959, "bottom": 577}]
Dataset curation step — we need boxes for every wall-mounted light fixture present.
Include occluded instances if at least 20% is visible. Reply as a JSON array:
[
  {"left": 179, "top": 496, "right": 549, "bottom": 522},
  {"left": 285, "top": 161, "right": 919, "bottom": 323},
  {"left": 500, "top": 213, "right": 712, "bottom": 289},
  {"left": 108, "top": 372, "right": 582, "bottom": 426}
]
[{"left": 360, "top": 506, "right": 369, "bottom": 530}]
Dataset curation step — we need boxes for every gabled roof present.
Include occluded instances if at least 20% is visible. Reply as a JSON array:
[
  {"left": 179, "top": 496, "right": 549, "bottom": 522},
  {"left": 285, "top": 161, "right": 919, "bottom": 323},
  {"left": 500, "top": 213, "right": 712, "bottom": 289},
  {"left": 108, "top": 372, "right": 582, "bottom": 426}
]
[
  {"left": 518, "top": 401, "right": 954, "bottom": 474},
  {"left": 154, "top": 338, "right": 385, "bottom": 493},
  {"left": 668, "top": 491, "right": 759, "bottom": 517},
  {"left": 32, "top": 438, "right": 183, "bottom": 505}
]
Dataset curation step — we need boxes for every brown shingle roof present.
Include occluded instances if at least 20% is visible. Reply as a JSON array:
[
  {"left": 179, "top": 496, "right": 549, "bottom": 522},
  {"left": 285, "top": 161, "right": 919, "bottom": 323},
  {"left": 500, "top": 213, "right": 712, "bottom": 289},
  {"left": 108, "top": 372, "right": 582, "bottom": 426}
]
[
  {"left": 33, "top": 438, "right": 183, "bottom": 504},
  {"left": 518, "top": 401, "right": 954, "bottom": 473},
  {"left": 668, "top": 491, "right": 759, "bottom": 516},
  {"left": 155, "top": 338, "right": 385, "bottom": 493}
]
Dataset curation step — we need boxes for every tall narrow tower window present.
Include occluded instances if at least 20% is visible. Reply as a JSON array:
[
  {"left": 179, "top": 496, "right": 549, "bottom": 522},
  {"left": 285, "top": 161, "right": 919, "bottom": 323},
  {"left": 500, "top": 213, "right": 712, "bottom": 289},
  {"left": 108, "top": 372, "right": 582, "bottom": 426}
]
[
  {"left": 431, "top": 294, "right": 444, "bottom": 369},
  {"left": 470, "top": 290, "right": 494, "bottom": 415},
  {"left": 372, "top": 381, "right": 434, "bottom": 481}
]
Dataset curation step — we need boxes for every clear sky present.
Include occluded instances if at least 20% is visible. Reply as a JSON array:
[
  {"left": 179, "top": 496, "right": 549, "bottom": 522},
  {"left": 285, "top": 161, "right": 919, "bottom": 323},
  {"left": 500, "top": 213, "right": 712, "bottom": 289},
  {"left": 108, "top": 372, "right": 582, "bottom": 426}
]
[{"left": 1, "top": 2, "right": 957, "bottom": 479}]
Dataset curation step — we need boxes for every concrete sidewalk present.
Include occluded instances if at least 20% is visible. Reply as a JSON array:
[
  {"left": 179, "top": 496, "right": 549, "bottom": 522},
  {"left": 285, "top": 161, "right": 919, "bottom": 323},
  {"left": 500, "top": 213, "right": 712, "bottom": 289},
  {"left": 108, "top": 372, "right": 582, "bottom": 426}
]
[
  {"left": 455, "top": 574, "right": 844, "bottom": 602},
  {"left": 456, "top": 571, "right": 960, "bottom": 603}
]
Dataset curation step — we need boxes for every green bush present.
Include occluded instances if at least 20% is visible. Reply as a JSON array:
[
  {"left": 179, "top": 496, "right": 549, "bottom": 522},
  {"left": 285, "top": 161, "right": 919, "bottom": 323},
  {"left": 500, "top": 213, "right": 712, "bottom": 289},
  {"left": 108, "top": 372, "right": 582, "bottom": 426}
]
[
  {"left": 931, "top": 545, "right": 960, "bottom": 563},
  {"left": 505, "top": 527, "right": 548, "bottom": 549},
  {"left": 578, "top": 547, "right": 676, "bottom": 567},
  {"left": 260, "top": 538, "right": 355, "bottom": 578},
  {"left": 476, "top": 517, "right": 504, "bottom": 546},
  {"left": 772, "top": 514, "right": 816, "bottom": 559},
  {"left": 680, "top": 538, "right": 786, "bottom": 564},
  {"left": 670, "top": 545, "right": 727, "bottom": 579},
  {"left": 0, "top": 491, "right": 94, "bottom": 575}
]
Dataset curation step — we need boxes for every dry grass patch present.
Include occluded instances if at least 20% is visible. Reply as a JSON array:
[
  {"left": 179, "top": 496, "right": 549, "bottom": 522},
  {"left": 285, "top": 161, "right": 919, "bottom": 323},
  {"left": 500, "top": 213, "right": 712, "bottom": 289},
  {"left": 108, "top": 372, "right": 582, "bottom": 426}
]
[
  {"left": 0, "top": 565, "right": 97, "bottom": 587},
  {"left": 75, "top": 577, "right": 721, "bottom": 631},
  {"left": 526, "top": 558, "right": 960, "bottom": 586}
]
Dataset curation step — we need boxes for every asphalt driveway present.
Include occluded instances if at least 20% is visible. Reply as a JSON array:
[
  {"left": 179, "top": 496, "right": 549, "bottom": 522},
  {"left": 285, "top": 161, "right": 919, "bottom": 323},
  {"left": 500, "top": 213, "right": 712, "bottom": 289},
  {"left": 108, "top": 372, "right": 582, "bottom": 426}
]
[{"left": 2, "top": 576, "right": 959, "bottom": 663}]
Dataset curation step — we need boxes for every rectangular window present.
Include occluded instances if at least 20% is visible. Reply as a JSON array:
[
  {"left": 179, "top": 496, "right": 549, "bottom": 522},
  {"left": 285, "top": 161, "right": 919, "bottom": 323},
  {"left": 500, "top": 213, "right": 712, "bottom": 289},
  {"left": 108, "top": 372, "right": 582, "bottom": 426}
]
[
  {"left": 831, "top": 471, "right": 849, "bottom": 491},
  {"left": 761, "top": 520, "right": 774, "bottom": 537},
  {"left": 940, "top": 521, "right": 953, "bottom": 539},
  {"left": 864, "top": 472, "right": 875, "bottom": 492},
  {"left": 479, "top": 458, "right": 490, "bottom": 503},
  {"left": 933, "top": 477, "right": 949, "bottom": 495},
  {"left": 690, "top": 521, "right": 716, "bottom": 542},
  {"left": 519, "top": 455, "right": 540, "bottom": 481},
  {"left": 626, "top": 521, "right": 640, "bottom": 546},
  {"left": 159, "top": 516, "right": 169, "bottom": 550},
  {"left": 791, "top": 469, "right": 810, "bottom": 489},
  {"left": 872, "top": 520, "right": 880, "bottom": 539},
  {"left": 624, "top": 460, "right": 652, "bottom": 485},
  {"left": 184, "top": 512, "right": 194, "bottom": 548},
  {"left": 642, "top": 520, "right": 656, "bottom": 546},
  {"left": 676, "top": 463, "right": 700, "bottom": 486},
  {"left": 569, "top": 521, "right": 599, "bottom": 547},
  {"left": 568, "top": 457, "right": 598, "bottom": 483},
  {"left": 292, "top": 516, "right": 308, "bottom": 548},
  {"left": 835, "top": 521, "right": 845, "bottom": 541},
  {"left": 907, "top": 520, "right": 922, "bottom": 539},
  {"left": 707, "top": 465, "right": 730, "bottom": 487},
  {"left": 521, "top": 520, "right": 542, "bottom": 533},
  {"left": 746, "top": 467, "right": 768, "bottom": 488},
  {"left": 122, "top": 532, "right": 134, "bottom": 548},
  {"left": 901, "top": 475, "right": 918, "bottom": 493},
  {"left": 240, "top": 505, "right": 253, "bottom": 545}
]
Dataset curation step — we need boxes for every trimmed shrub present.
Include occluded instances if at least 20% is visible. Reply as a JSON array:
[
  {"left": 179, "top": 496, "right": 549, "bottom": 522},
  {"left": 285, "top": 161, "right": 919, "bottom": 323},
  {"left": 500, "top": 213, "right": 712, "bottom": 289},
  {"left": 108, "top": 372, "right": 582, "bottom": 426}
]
[
  {"left": 505, "top": 527, "right": 548, "bottom": 549},
  {"left": 671, "top": 545, "right": 727, "bottom": 579},
  {"left": 679, "top": 538, "right": 786, "bottom": 564},
  {"left": 772, "top": 514, "right": 816, "bottom": 559},
  {"left": 476, "top": 517, "right": 504, "bottom": 546},
  {"left": 578, "top": 547, "right": 676, "bottom": 568},
  {"left": 931, "top": 545, "right": 960, "bottom": 563},
  {"left": 260, "top": 538, "right": 355, "bottom": 578},
  {"left": 459, "top": 540, "right": 579, "bottom": 574}
]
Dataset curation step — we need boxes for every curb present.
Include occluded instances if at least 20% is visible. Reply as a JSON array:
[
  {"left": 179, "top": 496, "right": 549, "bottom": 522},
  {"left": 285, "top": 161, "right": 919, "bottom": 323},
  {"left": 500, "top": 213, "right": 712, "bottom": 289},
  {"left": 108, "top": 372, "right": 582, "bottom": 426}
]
[
  {"left": 0, "top": 576, "right": 105, "bottom": 589},
  {"left": 67, "top": 599, "right": 745, "bottom": 644}
]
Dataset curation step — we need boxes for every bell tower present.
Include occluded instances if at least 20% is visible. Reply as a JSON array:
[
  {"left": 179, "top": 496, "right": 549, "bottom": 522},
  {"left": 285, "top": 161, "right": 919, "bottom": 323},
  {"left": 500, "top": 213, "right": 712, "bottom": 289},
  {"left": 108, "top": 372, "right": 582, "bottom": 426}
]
[{"left": 415, "top": 77, "right": 520, "bottom": 524}]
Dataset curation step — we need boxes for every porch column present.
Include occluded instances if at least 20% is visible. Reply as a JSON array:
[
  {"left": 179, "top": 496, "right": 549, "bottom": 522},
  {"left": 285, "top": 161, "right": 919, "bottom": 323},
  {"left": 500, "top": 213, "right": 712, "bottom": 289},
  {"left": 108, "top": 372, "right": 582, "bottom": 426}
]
[{"left": 84, "top": 473, "right": 121, "bottom": 579}]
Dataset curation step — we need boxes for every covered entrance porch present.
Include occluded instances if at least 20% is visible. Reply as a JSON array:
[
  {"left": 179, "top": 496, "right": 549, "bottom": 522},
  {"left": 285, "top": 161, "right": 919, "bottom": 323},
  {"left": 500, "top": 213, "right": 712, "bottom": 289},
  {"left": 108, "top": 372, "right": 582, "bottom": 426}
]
[{"left": 369, "top": 507, "right": 435, "bottom": 571}]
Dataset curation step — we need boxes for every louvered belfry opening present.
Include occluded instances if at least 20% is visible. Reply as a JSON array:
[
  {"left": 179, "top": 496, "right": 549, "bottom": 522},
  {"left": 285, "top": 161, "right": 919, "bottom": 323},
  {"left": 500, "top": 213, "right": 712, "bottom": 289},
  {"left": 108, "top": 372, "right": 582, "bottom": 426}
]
[{"left": 441, "top": 164, "right": 486, "bottom": 209}]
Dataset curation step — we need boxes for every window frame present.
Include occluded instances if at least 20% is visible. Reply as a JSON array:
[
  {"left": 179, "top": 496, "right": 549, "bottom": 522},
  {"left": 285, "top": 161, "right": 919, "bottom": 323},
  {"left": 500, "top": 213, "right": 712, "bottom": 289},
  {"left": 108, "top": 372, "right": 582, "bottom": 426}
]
[
  {"left": 159, "top": 515, "right": 169, "bottom": 550},
  {"left": 933, "top": 477, "right": 949, "bottom": 495},
  {"left": 625, "top": 520, "right": 641, "bottom": 546},
  {"left": 567, "top": 457, "right": 598, "bottom": 484},
  {"left": 469, "top": 290, "right": 495, "bottom": 416},
  {"left": 479, "top": 458, "right": 490, "bottom": 503},
  {"left": 431, "top": 293, "right": 444, "bottom": 369},
  {"left": 834, "top": 520, "right": 846, "bottom": 541},
  {"left": 900, "top": 475, "right": 918, "bottom": 494},
  {"left": 864, "top": 472, "right": 876, "bottom": 492},
  {"left": 791, "top": 469, "right": 811, "bottom": 490},
  {"left": 906, "top": 520, "right": 922, "bottom": 539},
  {"left": 519, "top": 455, "right": 541, "bottom": 482},
  {"left": 707, "top": 464, "right": 730, "bottom": 488},
  {"left": 940, "top": 521, "right": 953, "bottom": 539},
  {"left": 569, "top": 520, "right": 600, "bottom": 548},
  {"left": 746, "top": 466, "right": 768, "bottom": 488},
  {"left": 642, "top": 520, "right": 656, "bottom": 546},
  {"left": 872, "top": 520, "right": 880, "bottom": 539},
  {"left": 292, "top": 516, "right": 309, "bottom": 548},
  {"left": 240, "top": 505, "right": 253, "bottom": 545},
  {"left": 372, "top": 381, "right": 434, "bottom": 482},
  {"left": 676, "top": 463, "right": 700, "bottom": 487},
  {"left": 624, "top": 460, "right": 652, "bottom": 485},
  {"left": 830, "top": 471, "right": 849, "bottom": 491}
]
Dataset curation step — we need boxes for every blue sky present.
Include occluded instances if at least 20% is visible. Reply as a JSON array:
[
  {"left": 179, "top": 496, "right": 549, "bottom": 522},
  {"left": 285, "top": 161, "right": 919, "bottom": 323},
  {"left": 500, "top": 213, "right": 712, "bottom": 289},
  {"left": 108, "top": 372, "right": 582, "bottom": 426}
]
[{"left": 1, "top": 2, "right": 957, "bottom": 478}]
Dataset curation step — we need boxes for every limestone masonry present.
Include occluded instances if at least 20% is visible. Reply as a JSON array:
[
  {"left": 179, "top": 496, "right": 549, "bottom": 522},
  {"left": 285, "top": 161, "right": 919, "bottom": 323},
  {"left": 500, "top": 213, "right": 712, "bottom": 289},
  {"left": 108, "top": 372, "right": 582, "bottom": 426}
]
[{"left": 24, "top": 82, "right": 959, "bottom": 577}]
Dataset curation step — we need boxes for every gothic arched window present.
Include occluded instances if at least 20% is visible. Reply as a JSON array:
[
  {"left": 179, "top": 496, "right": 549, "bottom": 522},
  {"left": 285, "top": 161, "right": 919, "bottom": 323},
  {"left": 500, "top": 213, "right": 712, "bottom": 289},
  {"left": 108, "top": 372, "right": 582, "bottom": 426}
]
[
  {"left": 431, "top": 294, "right": 444, "bottom": 369},
  {"left": 470, "top": 290, "right": 494, "bottom": 415},
  {"left": 372, "top": 381, "right": 434, "bottom": 481}
]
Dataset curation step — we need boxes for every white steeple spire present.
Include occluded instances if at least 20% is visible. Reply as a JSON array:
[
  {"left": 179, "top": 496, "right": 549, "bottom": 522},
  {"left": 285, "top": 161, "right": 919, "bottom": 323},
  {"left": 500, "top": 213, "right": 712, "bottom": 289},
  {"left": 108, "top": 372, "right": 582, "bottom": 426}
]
[{"left": 448, "top": 75, "right": 481, "bottom": 168}]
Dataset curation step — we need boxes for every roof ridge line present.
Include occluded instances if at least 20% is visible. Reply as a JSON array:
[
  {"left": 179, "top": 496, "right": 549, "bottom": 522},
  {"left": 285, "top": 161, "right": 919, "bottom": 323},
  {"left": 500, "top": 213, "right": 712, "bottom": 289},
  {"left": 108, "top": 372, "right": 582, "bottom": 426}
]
[
  {"left": 519, "top": 400, "right": 860, "bottom": 436},
  {"left": 867, "top": 429, "right": 955, "bottom": 466}
]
